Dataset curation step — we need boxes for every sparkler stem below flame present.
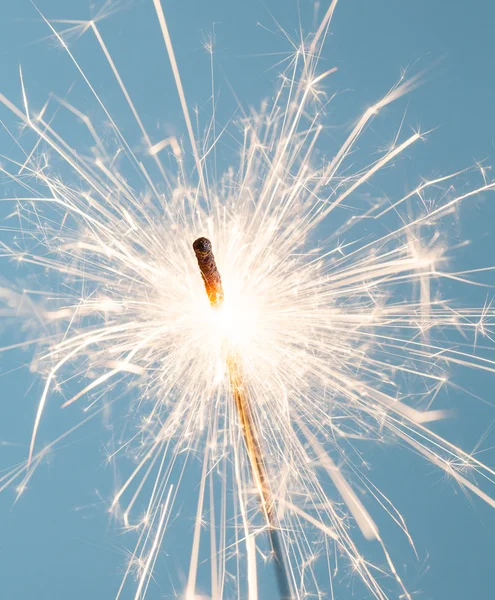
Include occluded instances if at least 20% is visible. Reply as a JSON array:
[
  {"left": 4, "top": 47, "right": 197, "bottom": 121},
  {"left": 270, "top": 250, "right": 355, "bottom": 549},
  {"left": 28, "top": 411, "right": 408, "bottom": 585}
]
[{"left": 193, "top": 237, "right": 296, "bottom": 599}]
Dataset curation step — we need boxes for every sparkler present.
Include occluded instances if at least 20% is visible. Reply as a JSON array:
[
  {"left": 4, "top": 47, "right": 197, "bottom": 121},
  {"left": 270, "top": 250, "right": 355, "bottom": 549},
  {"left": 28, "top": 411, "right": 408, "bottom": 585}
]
[
  {"left": 194, "top": 236, "right": 295, "bottom": 599},
  {"left": 0, "top": 1, "right": 494, "bottom": 599}
]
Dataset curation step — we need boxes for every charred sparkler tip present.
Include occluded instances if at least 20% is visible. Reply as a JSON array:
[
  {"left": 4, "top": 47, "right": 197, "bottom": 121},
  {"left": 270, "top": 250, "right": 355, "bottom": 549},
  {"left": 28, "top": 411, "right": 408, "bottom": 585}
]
[{"left": 193, "top": 237, "right": 224, "bottom": 307}]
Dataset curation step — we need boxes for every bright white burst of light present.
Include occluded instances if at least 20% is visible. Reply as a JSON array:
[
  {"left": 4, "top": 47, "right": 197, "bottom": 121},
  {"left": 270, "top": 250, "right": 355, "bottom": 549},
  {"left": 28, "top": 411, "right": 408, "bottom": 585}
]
[{"left": 0, "top": 1, "right": 494, "bottom": 599}]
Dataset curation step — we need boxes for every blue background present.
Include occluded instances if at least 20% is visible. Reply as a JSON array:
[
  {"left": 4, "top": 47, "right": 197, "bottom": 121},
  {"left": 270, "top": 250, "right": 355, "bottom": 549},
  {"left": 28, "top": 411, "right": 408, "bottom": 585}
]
[{"left": 0, "top": 1, "right": 494, "bottom": 598}]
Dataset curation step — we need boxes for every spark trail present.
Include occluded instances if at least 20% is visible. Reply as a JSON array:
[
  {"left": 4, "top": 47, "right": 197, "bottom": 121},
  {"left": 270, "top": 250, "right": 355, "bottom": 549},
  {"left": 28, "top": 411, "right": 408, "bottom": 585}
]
[{"left": 0, "top": 1, "right": 494, "bottom": 599}]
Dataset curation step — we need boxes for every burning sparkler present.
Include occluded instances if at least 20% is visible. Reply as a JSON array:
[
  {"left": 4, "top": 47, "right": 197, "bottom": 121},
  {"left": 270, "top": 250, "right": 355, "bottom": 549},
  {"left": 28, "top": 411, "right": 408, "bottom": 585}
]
[
  {"left": 194, "top": 236, "right": 296, "bottom": 598},
  {"left": 0, "top": 1, "right": 494, "bottom": 599}
]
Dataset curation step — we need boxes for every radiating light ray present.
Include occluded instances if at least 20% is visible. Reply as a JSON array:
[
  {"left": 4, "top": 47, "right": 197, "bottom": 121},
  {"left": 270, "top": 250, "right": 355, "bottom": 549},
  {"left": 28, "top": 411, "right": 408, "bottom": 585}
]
[{"left": 152, "top": 0, "right": 209, "bottom": 203}]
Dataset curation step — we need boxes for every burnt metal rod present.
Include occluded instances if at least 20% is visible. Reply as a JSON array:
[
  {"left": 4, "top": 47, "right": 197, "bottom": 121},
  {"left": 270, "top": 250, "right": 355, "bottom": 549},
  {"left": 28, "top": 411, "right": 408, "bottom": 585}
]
[{"left": 193, "top": 237, "right": 296, "bottom": 599}]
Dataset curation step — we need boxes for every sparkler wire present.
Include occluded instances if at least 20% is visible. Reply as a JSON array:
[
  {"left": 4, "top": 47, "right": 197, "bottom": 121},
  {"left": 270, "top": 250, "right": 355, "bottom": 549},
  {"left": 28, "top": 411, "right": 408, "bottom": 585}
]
[{"left": 193, "top": 237, "right": 296, "bottom": 599}]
